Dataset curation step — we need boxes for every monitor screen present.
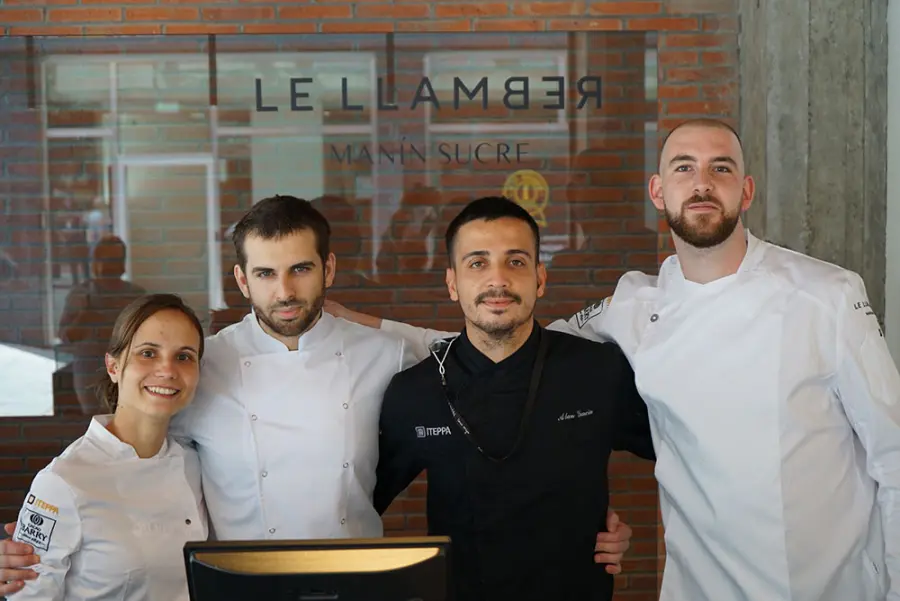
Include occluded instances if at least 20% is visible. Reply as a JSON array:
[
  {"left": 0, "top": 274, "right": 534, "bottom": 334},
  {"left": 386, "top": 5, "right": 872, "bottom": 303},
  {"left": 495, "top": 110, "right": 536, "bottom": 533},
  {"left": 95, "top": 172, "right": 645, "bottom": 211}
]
[{"left": 183, "top": 536, "right": 451, "bottom": 601}]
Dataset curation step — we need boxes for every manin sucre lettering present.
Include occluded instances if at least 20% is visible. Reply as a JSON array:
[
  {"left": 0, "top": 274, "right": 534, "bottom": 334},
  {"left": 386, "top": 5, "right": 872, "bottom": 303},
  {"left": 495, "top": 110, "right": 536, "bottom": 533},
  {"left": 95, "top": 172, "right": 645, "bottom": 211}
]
[
  {"left": 254, "top": 75, "right": 602, "bottom": 112},
  {"left": 329, "top": 141, "right": 529, "bottom": 166}
]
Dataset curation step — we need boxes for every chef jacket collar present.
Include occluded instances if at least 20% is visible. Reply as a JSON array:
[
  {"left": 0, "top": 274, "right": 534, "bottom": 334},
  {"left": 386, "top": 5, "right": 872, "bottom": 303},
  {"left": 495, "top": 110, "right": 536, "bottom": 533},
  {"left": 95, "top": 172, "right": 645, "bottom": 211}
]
[
  {"left": 453, "top": 318, "right": 542, "bottom": 378},
  {"left": 244, "top": 307, "right": 336, "bottom": 354},
  {"left": 85, "top": 413, "right": 173, "bottom": 461},
  {"left": 662, "top": 229, "right": 765, "bottom": 297}
]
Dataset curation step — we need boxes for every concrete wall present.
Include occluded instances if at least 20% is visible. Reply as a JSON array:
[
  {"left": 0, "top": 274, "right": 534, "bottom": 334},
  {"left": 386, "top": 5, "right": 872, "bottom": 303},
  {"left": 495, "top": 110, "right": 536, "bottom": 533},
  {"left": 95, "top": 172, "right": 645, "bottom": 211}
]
[{"left": 740, "top": 0, "right": 890, "bottom": 329}]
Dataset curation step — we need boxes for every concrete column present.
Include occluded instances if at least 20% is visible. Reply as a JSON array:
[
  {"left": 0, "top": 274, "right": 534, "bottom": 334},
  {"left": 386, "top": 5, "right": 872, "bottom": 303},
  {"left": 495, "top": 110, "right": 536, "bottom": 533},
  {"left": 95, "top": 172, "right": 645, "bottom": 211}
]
[{"left": 739, "top": 0, "right": 889, "bottom": 320}]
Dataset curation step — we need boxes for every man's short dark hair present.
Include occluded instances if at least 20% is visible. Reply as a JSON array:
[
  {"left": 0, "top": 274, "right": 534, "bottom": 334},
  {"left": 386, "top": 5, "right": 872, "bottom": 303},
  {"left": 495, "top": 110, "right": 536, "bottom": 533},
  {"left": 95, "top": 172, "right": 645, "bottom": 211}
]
[
  {"left": 232, "top": 195, "right": 331, "bottom": 270},
  {"left": 445, "top": 196, "right": 541, "bottom": 263}
]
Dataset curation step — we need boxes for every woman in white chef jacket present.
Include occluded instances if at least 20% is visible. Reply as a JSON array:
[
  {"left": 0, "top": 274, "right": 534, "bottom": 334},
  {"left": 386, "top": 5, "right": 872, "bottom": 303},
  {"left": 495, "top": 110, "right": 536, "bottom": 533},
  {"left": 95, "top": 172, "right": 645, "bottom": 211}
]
[{"left": 11, "top": 293, "right": 209, "bottom": 601}]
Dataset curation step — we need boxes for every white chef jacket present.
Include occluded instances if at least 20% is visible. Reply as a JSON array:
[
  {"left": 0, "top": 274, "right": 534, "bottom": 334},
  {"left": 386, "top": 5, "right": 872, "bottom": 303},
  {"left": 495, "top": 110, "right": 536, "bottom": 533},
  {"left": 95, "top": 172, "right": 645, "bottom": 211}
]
[
  {"left": 169, "top": 310, "right": 411, "bottom": 542},
  {"left": 381, "top": 231, "right": 900, "bottom": 601},
  {"left": 11, "top": 414, "right": 208, "bottom": 601}
]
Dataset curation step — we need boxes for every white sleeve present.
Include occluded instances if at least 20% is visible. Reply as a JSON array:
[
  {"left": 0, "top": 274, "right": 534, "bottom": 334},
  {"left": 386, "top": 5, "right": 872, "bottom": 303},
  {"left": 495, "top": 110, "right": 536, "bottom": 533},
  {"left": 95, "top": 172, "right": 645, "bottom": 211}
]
[
  {"left": 381, "top": 319, "right": 456, "bottom": 368},
  {"left": 12, "top": 471, "right": 82, "bottom": 601},
  {"left": 545, "top": 296, "right": 615, "bottom": 342},
  {"left": 833, "top": 273, "right": 900, "bottom": 600}
]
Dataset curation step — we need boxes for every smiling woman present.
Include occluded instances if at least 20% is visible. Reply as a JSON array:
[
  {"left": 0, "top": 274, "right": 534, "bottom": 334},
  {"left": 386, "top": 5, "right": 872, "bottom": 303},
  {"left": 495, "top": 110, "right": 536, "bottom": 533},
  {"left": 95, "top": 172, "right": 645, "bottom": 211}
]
[{"left": 1, "top": 294, "right": 211, "bottom": 601}]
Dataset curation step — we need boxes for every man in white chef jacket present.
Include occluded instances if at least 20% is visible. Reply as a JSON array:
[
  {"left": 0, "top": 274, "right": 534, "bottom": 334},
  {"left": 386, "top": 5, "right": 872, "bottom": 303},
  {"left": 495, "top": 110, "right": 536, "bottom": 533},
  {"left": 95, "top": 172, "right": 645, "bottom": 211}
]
[
  {"left": 325, "top": 119, "right": 900, "bottom": 601},
  {"left": 0, "top": 194, "right": 635, "bottom": 596}
]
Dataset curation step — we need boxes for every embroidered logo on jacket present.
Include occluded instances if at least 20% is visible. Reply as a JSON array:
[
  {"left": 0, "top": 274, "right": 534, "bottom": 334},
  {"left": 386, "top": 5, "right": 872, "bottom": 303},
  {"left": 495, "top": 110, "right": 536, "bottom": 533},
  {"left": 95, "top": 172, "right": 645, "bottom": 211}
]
[
  {"left": 415, "top": 426, "right": 452, "bottom": 438},
  {"left": 575, "top": 297, "right": 611, "bottom": 329},
  {"left": 16, "top": 508, "right": 57, "bottom": 552}
]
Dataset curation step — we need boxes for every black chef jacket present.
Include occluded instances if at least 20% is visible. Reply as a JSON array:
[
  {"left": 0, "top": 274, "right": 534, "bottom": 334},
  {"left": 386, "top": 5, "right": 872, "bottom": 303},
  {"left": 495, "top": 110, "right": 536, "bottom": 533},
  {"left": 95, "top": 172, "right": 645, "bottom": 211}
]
[{"left": 374, "top": 321, "right": 655, "bottom": 601}]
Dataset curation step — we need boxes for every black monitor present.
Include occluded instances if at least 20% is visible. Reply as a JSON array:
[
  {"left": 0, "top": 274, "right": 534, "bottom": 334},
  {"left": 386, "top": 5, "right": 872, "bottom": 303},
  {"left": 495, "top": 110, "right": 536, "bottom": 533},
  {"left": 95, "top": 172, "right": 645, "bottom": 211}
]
[{"left": 183, "top": 536, "right": 451, "bottom": 601}]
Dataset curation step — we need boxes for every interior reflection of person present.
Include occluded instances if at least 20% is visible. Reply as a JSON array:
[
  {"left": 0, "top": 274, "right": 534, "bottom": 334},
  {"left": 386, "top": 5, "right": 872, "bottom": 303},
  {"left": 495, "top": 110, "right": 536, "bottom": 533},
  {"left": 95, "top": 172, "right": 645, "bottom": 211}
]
[
  {"left": 310, "top": 194, "right": 376, "bottom": 287},
  {"left": 375, "top": 185, "right": 446, "bottom": 275},
  {"left": 7, "top": 294, "right": 208, "bottom": 601},
  {"left": 58, "top": 235, "right": 147, "bottom": 414}
]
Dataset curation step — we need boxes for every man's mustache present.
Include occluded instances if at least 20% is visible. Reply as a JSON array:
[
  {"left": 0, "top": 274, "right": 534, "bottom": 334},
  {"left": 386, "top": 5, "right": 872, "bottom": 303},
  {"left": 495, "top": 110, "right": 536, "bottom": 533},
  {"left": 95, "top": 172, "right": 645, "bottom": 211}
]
[
  {"left": 476, "top": 290, "right": 522, "bottom": 304},
  {"left": 271, "top": 300, "right": 306, "bottom": 310},
  {"left": 685, "top": 193, "right": 723, "bottom": 209}
]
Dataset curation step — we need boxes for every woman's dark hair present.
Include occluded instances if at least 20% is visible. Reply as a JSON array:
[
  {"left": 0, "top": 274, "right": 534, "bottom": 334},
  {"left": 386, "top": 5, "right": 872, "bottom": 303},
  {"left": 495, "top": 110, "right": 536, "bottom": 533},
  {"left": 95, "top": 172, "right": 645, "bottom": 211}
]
[{"left": 97, "top": 293, "right": 205, "bottom": 412}]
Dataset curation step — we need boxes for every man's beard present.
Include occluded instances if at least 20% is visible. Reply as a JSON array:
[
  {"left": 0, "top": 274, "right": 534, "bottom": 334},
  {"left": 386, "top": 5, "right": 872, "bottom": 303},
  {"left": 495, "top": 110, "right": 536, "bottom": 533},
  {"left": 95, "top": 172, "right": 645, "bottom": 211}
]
[
  {"left": 665, "top": 193, "right": 741, "bottom": 249},
  {"left": 254, "top": 290, "right": 326, "bottom": 339},
  {"left": 469, "top": 288, "right": 531, "bottom": 341}
]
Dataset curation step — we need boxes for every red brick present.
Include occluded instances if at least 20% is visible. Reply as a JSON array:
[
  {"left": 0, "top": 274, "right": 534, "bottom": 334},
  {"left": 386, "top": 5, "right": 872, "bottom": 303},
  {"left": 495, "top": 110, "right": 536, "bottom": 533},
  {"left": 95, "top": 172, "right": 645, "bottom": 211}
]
[
  {"left": 512, "top": 2, "right": 586, "bottom": 16},
  {"left": 590, "top": 2, "right": 661, "bottom": 15},
  {"left": 4, "top": 0, "right": 73, "bottom": 4},
  {"left": 0, "top": 458, "right": 23, "bottom": 472},
  {"left": 664, "top": 33, "right": 734, "bottom": 47},
  {"left": 435, "top": 3, "right": 507, "bottom": 17},
  {"left": 320, "top": 20, "right": 393, "bottom": 32},
  {"left": 203, "top": 6, "right": 275, "bottom": 20},
  {"left": 659, "top": 50, "right": 699, "bottom": 66},
  {"left": 473, "top": 18, "right": 544, "bottom": 31},
  {"left": 125, "top": 6, "right": 200, "bottom": 20},
  {"left": 628, "top": 16, "right": 697, "bottom": 30},
  {"left": 278, "top": 5, "right": 353, "bottom": 19},
  {"left": 166, "top": 23, "right": 241, "bottom": 34},
  {"left": 665, "top": 100, "right": 733, "bottom": 114},
  {"left": 703, "top": 15, "right": 739, "bottom": 31},
  {"left": 356, "top": 4, "right": 430, "bottom": 18},
  {"left": 702, "top": 51, "right": 732, "bottom": 65},
  {"left": 84, "top": 23, "right": 162, "bottom": 34},
  {"left": 236, "top": 21, "right": 317, "bottom": 31},
  {"left": 48, "top": 7, "right": 122, "bottom": 22},
  {"left": 9, "top": 25, "right": 81, "bottom": 35},
  {"left": 658, "top": 84, "right": 699, "bottom": 99},
  {"left": 665, "top": 65, "right": 736, "bottom": 82},
  {"left": 548, "top": 18, "right": 621, "bottom": 30},
  {"left": 21, "top": 424, "right": 89, "bottom": 441},
  {"left": 396, "top": 19, "right": 470, "bottom": 31},
  {"left": 0, "top": 9, "right": 43, "bottom": 22},
  {"left": 25, "top": 457, "right": 54, "bottom": 472}
]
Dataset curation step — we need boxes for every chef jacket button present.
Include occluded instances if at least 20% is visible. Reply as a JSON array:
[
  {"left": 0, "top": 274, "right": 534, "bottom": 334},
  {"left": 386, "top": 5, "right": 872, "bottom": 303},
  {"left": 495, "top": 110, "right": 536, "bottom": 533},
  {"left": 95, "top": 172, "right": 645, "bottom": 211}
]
[
  {"left": 335, "top": 351, "right": 342, "bottom": 357},
  {"left": 343, "top": 462, "right": 349, "bottom": 468},
  {"left": 650, "top": 313, "right": 659, "bottom": 322},
  {"left": 269, "top": 528, "right": 276, "bottom": 534},
  {"left": 185, "top": 519, "right": 192, "bottom": 525},
  {"left": 341, "top": 518, "right": 346, "bottom": 525},
  {"left": 251, "top": 414, "right": 258, "bottom": 421},
  {"left": 244, "top": 361, "right": 251, "bottom": 367},
  {"left": 342, "top": 403, "right": 348, "bottom": 409},
  {"left": 261, "top": 470, "right": 268, "bottom": 477}
]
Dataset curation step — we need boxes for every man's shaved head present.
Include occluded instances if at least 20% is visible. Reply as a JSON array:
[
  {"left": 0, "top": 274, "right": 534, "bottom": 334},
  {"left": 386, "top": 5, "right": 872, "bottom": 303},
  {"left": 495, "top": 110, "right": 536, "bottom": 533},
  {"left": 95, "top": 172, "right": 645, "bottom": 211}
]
[
  {"left": 649, "top": 118, "right": 754, "bottom": 249},
  {"left": 659, "top": 118, "right": 744, "bottom": 173}
]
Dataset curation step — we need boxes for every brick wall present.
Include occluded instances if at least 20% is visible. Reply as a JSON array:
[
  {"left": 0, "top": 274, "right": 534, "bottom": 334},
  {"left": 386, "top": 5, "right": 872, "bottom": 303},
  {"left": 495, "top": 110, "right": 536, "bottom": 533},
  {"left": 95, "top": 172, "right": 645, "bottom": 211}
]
[{"left": 0, "top": 2, "right": 739, "bottom": 600}]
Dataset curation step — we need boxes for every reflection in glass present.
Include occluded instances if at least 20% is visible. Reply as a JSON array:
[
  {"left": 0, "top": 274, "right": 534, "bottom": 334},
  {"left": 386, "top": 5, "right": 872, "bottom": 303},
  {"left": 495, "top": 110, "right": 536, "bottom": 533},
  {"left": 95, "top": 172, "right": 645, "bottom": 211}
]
[{"left": 0, "top": 31, "right": 669, "bottom": 417}]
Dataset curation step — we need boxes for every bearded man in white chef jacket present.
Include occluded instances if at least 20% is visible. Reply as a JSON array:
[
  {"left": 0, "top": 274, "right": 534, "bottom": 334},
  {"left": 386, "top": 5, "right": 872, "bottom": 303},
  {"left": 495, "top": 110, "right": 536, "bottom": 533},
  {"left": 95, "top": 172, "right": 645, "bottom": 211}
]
[
  {"left": 0, "top": 194, "right": 636, "bottom": 596},
  {"left": 326, "top": 119, "right": 900, "bottom": 601}
]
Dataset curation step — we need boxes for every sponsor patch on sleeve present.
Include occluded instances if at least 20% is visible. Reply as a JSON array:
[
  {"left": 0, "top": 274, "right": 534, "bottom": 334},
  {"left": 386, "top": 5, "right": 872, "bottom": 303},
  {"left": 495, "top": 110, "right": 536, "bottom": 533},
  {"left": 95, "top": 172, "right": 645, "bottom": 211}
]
[
  {"left": 574, "top": 297, "right": 611, "bottom": 329},
  {"left": 15, "top": 503, "right": 58, "bottom": 552}
]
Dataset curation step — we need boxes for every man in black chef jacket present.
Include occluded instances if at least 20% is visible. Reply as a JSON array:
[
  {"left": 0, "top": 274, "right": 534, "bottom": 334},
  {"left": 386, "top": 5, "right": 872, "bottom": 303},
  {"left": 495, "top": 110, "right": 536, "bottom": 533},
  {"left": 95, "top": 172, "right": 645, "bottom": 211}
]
[{"left": 373, "top": 196, "right": 656, "bottom": 601}]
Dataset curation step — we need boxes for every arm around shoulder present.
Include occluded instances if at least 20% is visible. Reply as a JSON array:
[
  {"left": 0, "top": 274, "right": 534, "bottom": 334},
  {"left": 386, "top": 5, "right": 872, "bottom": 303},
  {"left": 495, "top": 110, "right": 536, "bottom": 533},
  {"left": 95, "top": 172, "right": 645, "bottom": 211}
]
[
  {"left": 610, "top": 346, "right": 655, "bottom": 461},
  {"left": 381, "top": 319, "right": 456, "bottom": 368},
  {"left": 12, "top": 470, "right": 83, "bottom": 601},
  {"left": 373, "top": 372, "right": 425, "bottom": 515}
]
